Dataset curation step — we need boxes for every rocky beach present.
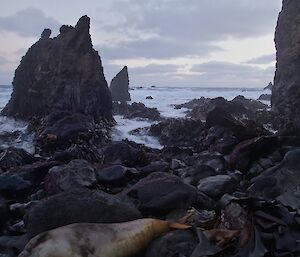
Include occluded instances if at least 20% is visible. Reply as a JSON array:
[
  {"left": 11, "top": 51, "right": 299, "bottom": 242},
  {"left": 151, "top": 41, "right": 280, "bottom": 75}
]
[{"left": 0, "top": 1, "right": 300, "bottom": 257}]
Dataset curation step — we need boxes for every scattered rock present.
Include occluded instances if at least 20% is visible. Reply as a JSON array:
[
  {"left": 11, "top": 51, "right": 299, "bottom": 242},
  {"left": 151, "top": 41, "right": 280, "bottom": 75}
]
[
  {"left": 146, "top": 96, "right": 153, "bottom": 100},
  {"left": 145, "top": 230, "right": 198, "bottom": 257},
  {"left": 113, "top": 102, "right": 161, "bottom": 120},
  {"left": 197, "top": 175, "right": 238, "bottom": 199},
  {"left": 229, "top": 136, "right": 279, "bottom": 172},
  {"left": 0, "top": 148, "right": 37, "bottom": 171},
  {"left": 123, "top": 172, "right": 215, "bottom": 215},
  {"left": 96, "top": 165, "right": 128, "bottom": 185},
  {"left": 44, "top": 159, "right": 97, "bottom": 195},
  {"left": 0, "top": 175, "right": 32, "bottom": 199}
]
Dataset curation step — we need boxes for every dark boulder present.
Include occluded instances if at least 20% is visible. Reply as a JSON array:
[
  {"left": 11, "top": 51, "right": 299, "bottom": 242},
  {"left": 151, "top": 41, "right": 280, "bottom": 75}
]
[
  {"left": 229, "top": 136, "right": 279, "bottom": 172},
  {"left": 8, "top": 161, "right": 60, "bottom": 187},
  {"left": 0, "top": 174, "right": 32, "bottom": 199},
  {"left": 0, "top": 148, "right": 37, "bottom": 171},
  {"left": 113, "top": 102, "right": 161, "bottom": 120},
  {"left": 150, "top": 118, "right": 205, "bottom": 148},
  {"left": 26, "top": 188, "right": 142, "bottom": 239},
  {"left": 44, "top": 159, "right": 97, "bottom": 195},
  {"left": 197, "top": 175, "right": 238, "bottom": 199},
  {"left": 96, "top": 165, "right": 128, "bottom": 185},
  {"left": 249, "top": 148, "right": 300, "bottom": 209},
  {"left": 103, "top": 141, "right": 148, "bottom": 167},
  {"left": 145, "top": 230, "right": 198, "bottom": 257},
  {"left": 123, "top": 172, "right": 215, "bottom": 215},
  {"left": 110, "top": 66, "right": 131, "bottom": 102},
  {"left": 1, "top": 16, "right": 112, "bottom": 121},
  {"left": 272, "top": 0, "right": 300, "bottom": 132},
  {"left": 0, "top": 197, "right": 8, "bottom": 233}
]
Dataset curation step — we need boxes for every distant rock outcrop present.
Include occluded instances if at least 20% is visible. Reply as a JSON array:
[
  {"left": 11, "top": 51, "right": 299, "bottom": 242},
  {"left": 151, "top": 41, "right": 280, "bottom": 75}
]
[
  {"left": 272, "top": 0, "right": 300, "bottom": 131},
  {"left": 110, "top": 66, "right": 131, "bottom": 102},
  {"left": 2, "top": 16, "right": 112, "bottom": 121},
  {"left": 264, "top": 82, "right": 273, "bottom": 91}
]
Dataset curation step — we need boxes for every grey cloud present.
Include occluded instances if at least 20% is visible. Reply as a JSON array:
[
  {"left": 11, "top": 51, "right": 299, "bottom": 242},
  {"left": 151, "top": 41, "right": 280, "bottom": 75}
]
[
  {"left": 190, "top": 61, "right": 275, "bottom": 87},
  {"left": 245, "top": 53, "right": 276, "bottom": 64},
  {"left": 0, "top": 8, "right": 61, "bottom": 37},
  {"left": 98, "top": 38, "right": 222, "bottom": 60},
  {"left": 95, "top": 0, "right": 281, "bottom": 60},
  {"left": 0, "top": 56, "right": 9, "bottom": 66},
  {"left": 130, "top": 64, "right": 180, "bottom": 74}
]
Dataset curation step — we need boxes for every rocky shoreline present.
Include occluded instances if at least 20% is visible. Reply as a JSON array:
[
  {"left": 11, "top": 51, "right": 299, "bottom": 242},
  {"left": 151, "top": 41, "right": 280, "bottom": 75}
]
[{"left": 1, "top": 2, "right": 300, "bottom": 256}]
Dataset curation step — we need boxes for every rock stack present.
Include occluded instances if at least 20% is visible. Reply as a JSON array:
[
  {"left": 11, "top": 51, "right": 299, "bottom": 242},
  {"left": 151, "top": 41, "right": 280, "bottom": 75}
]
[
  {"left": 272, "top": 0, "right": 300, "bottom": 132},
  {"left": 2, "top": 16, "right": 112, "bottom": 121},
  {"left": 110, "top": 66, "right": 131, "bottom": 102}
]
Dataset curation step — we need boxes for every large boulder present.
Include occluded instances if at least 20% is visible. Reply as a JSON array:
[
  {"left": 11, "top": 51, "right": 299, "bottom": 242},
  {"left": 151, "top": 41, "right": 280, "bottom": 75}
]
[
  {"left": 26, "top": 188, "right": 142, "bottom": 239},
  {"left": 272, "top": 0, "right": 300, "bottom": 132},
  {"left": 123, "top": 172, "right": 215, "bottom": 214},
  {"left": 44, "top": 159, "right": 97, "bottom": 195},
  {"left": 110, "top": 66, "right": 131, "bottom": 102},
  {"left": 1, "top": 16, "right": 112, "bottom": 121}
]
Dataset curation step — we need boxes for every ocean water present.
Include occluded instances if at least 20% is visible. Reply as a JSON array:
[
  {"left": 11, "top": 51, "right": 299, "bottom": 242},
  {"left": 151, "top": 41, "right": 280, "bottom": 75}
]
[{"left": 0, "top": 85, "right": 268, "bottom": 151}]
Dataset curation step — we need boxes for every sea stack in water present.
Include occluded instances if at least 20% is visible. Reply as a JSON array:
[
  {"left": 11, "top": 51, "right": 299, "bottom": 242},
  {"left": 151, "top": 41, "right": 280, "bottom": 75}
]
[
  {"left": 110, "top": 66, "right": 131, "bottom": 102},
  {"left": 272, "top": 0, "right": 300, "bottom": 131},
  {"left": 2, "top": 16, "right": 112, "bottom": 121}
]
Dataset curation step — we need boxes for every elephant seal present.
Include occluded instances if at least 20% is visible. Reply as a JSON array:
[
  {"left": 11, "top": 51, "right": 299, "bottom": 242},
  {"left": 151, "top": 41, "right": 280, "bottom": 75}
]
[{"left": 19, "top": 218, "right": 190, "bottom": 257}]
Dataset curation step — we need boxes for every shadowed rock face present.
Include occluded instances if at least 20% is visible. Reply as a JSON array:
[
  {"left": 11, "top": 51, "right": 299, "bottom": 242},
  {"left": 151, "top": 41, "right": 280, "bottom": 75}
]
[
  {"left": 110, "top": 66, "right": 131, "bottom": 102},
  {"left": 272, "top": 0, "right": 300, "bottom": 131},
  {"left": 2, "top": 15, "right": 112, "bottom": 121}
]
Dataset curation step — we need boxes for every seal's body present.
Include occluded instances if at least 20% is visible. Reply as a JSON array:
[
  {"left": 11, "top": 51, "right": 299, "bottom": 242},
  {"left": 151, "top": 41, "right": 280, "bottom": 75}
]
[{"left": 19, "top": 218, "right": 190, "bottom": 257}]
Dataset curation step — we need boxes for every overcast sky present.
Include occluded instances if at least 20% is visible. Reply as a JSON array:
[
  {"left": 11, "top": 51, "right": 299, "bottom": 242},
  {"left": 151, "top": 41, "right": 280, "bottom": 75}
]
[{"left": 0, "top": 0, "right": 282, "bottom": 87}]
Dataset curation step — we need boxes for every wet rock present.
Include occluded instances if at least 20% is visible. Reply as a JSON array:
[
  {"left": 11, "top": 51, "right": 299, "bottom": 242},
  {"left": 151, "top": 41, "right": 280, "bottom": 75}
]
[
  {"left": 272, "top": 0, "right": 300, "bottom": 132},
  {"left": 205, "top": 107, "right": 263, "bottom": 141},
  {"left": 50, "top": 144, "right": 103, "bottom": 163},
  {"left": 250, "top": 148, "right": 300, "bottom": 209},
  {"left": 8, "top": 161, "right": 60, "bottom": 187},
  {"left": 197, "top": 175, "right": 238, "bottom": 199},
  {"left": 96, "top": 165, "right": 128, "bottom": 185},
  {"left": 26, "top": 188, "right": 142, "bottom": 239},
  {"left": 139, "top": 161, "right": 170, "bottom": 178},
  {"left": 8, "top": 220, "right": 26, "bottom": 235},
  {"left": 113, "top": 102, "right": 161, "bottom": 120},
  {"left": 123, "top": 172, "right": 215, "bottom": 215},
  {"left": 180, "top": 96, "right": 268, "bottom": 122},
  {"left": 36, "top": 112, "right": 106, "bottom": 152},
  {"left": 182, "top": 164, "right": 217, "bottom": 186},
  {"left": 0, "top": 148, "right": 37, "bottom": 171},
  {"left": 146, "top": 96, "right": 153, "bottom": 100},
  {"left": 103, "top": 141, "right": 148, "bottom": 167},
  {"left": 145, "top": 230, "right": 198, "bottom": 257},
  {"left": 44, "top": 159, "right": 97, "bottom": 195},
  {"left": 1, "top": 16, "right": 112, "bottom": 120},
  {"left": 0, "top": 197, "right": 8, "bottom": 233},
  {"left": 9, "top": 201, "right": 38, "bottom": 220},
  {"left": 229, "top": 136, "right": 279, "bottom": 172},
  {"left": 150, "top": 118, "right": 205, "bottom": 148},
  {"left": 0, "top": 235, "right": 28, "bottom": 257},
  {"left": 0, "top": 175, "right": 32, "bottom": 199},
  {"left": 219, "top": 202, "right": 248, "bottom": 230},
  {"left": 110, "top": 66, "right": 131, "bottom": 102}
]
